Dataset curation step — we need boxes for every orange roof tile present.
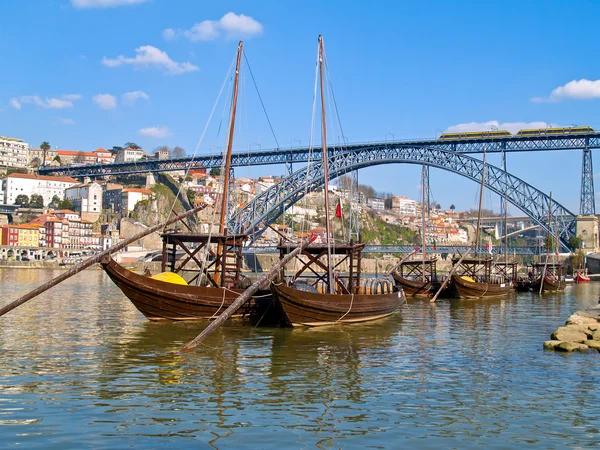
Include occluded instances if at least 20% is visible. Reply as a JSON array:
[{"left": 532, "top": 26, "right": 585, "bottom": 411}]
[{"left": 7, "top": 173, "right": 78, "bottom": 183}]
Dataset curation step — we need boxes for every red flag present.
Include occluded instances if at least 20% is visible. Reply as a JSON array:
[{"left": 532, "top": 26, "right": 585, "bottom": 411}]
[{"left": 335, "top": 198, "right": 343, "bottom": 219}]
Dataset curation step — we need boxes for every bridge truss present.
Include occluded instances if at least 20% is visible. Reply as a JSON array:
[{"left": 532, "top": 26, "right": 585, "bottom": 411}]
[
  {"left": 228, "top": 146, "right": 577, "bottom": 251},
  {"left": 40, "top": 132, "right": 598, "bottom": 215}
]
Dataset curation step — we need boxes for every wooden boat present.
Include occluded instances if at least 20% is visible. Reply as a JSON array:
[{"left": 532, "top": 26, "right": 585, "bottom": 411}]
[
  {"left": 451, "top": 273, "right": 510, "bottom": 298},
  {"left": 528, "top": 261, "right": 566, "bottom": 292},
  {"left": 270, "top": 36, "right": 405, "bottom": 326},
  {"left": 99, "top": 42, "right": 279, "bottom": 322},
  {"left": 391, "top": 271, "right": 433, "bottom": 297},
  {"left": 449, "top": 256, "right": 512, "bottom": 299},
  {"left": 101, "top": 256, "right": 247, "bottom": 320},
  {"left": 391, "top": 258, "right": 450, "bottom": 298},
  {"left": 529, "top": 274, "right": 565, "bottom": 292}
]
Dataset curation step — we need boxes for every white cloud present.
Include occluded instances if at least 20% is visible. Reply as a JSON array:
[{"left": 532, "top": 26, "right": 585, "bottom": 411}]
[
  {"left": 71, "top": 0, "right": 148, "bottom": 8},
  {"left": 532, "top": 79, "right": 600, "bottom": 102},
  {"left": 446, "top": 120, "right": 559, "bottom": 135},
  {"left": 162, "top": 28, "right": 176, "bottom": 40},
  {"left": 102, "top": 45, "right": 199, "bottom": 75},
  {"left": 16, "top": 94, "right": 82, "bottom": 109},
  {"left": 93, "top": 93, "right": 117, "bottom": 110},
  {"left": 59, "top": 118, "right": 75, "bottom": 125},
  {"left": 138, "top": 126, "right": 171, "bottom": 138},
  {"left": 166, "top": 12, "right": 263, "bottom": 42},
  {"left": 122, "top": 90, "right": 149, "bottom": 106}
]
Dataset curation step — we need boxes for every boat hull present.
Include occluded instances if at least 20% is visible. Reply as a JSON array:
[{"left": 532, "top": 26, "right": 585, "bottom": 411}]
[
  {"left": 271, "top": 282, "right": 405, "bottom": 326},
  {"left": 391, "top": 273, "right": 433, "bottom": 298},
  {"left": 529, "top": 275, "right": 566, "bottom": 292},
  {"left": 575, "top": 272, "right": 590, "bottom": 283},
  {"left": 101, "top": 257, "right": 249, "bottom": 320},
  {"left": 451, "top": 274, "right": 511, "bottom": 299}
]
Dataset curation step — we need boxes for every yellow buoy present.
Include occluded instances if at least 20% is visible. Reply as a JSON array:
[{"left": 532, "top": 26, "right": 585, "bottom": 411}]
[{"left": 150, "top": 272, "right": 189, "bottom": 286}]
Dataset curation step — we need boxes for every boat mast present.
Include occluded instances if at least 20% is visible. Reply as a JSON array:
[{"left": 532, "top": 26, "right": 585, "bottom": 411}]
[
  {"left": 474, "top": 151, "right": 487, "bottom": 256},
  {"left": 421, "top": 165, "right": 427, "bottom": 282},
  {"left": 318, "top": 35, "right": 334, "bottom": 294},
  {"left": 219, "top": 41, "right": 243, "bottom": 234}
]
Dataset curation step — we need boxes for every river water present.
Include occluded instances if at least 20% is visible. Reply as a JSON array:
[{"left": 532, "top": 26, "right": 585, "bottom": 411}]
[{"left": 0, "top": 268, "right": 599, "bottom": 449}]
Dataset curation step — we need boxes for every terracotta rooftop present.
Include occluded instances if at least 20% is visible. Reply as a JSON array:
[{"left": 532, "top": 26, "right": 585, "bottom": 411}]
[{"left": 7, "top": 173, "right": 78, "bottom": 183}]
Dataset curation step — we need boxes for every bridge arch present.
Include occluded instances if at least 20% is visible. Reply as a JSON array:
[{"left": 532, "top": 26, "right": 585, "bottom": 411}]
[{"left": 229, "top": 146, "right": 576, "bottom": 250}]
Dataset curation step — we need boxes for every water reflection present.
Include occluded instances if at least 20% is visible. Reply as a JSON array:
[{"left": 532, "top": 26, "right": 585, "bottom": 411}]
[{"left": 0, "top": 269, "right": 600, "bottom": 448}]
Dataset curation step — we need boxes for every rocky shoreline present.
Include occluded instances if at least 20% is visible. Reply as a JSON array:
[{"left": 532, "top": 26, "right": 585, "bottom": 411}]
[{"left": 544, "top": 307, "right": 600, "bottom": 352}]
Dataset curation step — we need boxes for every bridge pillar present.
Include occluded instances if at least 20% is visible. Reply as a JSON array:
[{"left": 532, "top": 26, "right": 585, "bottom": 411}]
[
  {"left": 145, "top": 172, "right": 156, "bottom": 188},
  {"left": 580, "top": 147, "right": 595, "bottom": 215},
  {"left": 576, "top": 215, "right": 599, "bottom": 252}
]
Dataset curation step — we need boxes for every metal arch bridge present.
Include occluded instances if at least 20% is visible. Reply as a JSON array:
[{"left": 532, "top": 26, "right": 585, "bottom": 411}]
[
  {"left": 39, "top": 131, "right": 597, "bottom": 214},
  {"left": 227, "top": 146, "right": 577, "bottom": 251}
]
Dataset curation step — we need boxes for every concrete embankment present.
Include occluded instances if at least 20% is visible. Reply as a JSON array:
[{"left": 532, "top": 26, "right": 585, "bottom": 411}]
[{"left": 544, "top": 307, "right": 600, "bottom": 352}]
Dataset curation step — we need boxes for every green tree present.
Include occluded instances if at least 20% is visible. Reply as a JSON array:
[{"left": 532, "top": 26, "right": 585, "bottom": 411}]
[
  {"left": 53, "top": 155, "right": 62, "bottom": 164},
  {"left": 568, "top": 235, "right": 582, "bottom": 251},
  {"left": 14, "top": 194, "right": 29, "bottom": 207},
  {"left": 29, "top": 194, "right": 44, "bottom": 208},
  {"left": 49, "top": 195, "right": 61, "bottom": 209},
  {"left": 450, "top": 204, "right": 456, "bottom": 213},
  {"left": 210, "top": 168, "right": 221, "bottom": 176},
  {"left": 40, "top": 141, "right": 50, "bottom": 166},
  {"left": 111, "top": 146, "right": 123, "bottom": 154},
  {"left": 124, "top": 142, "right": 141, "bottom": 149},
  {"left": 58, "top": 198, "right": 74, "bottom": 210}
]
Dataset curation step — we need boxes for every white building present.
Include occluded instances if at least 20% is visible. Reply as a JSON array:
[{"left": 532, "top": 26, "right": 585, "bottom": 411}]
[
  {"left": 114, "top": 147, "right": 145, "bottom": 163},
  {"left": 121, "top": 188, "right": 153, "bottom": 213},
  {"left": 392, "top": 196, "right": 418, "bottom": 216},
  {"left": 64, "top": 181, "right": 103, "bottom": 221},
  {"left": 3, "top": 173, "right": 79, "bottom": 206},
  {"left": 367, "top": 197, "right": 385, "bottom": 211},
  {"left": 0, "top": 136, "right": 29, "bottom": 168}
]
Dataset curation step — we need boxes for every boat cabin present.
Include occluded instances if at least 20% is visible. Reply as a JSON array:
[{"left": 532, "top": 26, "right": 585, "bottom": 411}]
[
  {"left": 160, "top": 231, "right": 247, "bottom": 289},
  {"left": 277, "top": 240, "right": 364, "bottom": 294},
  {"left": 451, "top": 255, "right": 507, "bottom": 284},
  {"left": 493, "top": 261, "right": 518, "bottom": 283},
  {"left": 398, "top": 257, "right": 439, "bottom": 283}
]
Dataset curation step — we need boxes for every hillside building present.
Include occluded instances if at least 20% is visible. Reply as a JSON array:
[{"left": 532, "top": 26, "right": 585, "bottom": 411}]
[
  {"left": 3, "top": 173, "right": 78, "bottom": 206},
  {"left": 0, "top": 136, "right": 29, "bottom": 168}
]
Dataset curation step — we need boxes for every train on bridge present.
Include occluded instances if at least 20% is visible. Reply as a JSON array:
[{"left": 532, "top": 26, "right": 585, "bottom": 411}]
[{"left": 438, "top": 126, "right": 595, "bottom": 140}]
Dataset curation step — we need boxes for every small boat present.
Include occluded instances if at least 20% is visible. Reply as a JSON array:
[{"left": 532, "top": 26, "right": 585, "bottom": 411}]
[
  {"left": 528, "top": 261, "right": 566, "bottom": 292},
  {"left": 575, "top": 270, "right": 590, "bottom": 283}
]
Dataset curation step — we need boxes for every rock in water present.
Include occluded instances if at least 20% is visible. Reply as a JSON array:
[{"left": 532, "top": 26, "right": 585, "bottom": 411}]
[
  {"left": 555, "top": 342, "right": 590, "bottom": 352},
  {"left": 551, "top": 326, "right": 589, "bottom": 343}
]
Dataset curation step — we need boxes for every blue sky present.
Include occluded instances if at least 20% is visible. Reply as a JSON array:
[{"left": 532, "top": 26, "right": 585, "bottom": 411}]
[{"left": 1, "top": 0, "right": 599, "bottom": 213}]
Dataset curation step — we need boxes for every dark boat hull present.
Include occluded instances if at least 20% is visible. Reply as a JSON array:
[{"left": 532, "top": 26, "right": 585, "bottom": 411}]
[
  {"left": 530, "top": 275, "right": 566, "bottom": 292},
  {"left": 391, "top": 272, "right": 432, "bottom": 298},
  {"left": 271, "top": 282, "right": 404, "bottom": 326},
  {"left": 451, "top": 274, "right": 511, "bottom": 299},
  {"left": 101, "top": 257, "right": 247, "bottom": 320}
]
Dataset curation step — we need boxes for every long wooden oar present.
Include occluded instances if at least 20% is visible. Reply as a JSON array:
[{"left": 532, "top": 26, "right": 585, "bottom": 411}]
[
  {"left": 0, "top": 203, "right": 208, "bottom": 318},
  {"left": 180, "top": 239, "right": 313, "bottom": 352},
  {"left": 430, "top": 246, "right": 473, "bottom": 303},
  {"left": 386, "top": 247, "right": 419, "bottom": 276}
]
